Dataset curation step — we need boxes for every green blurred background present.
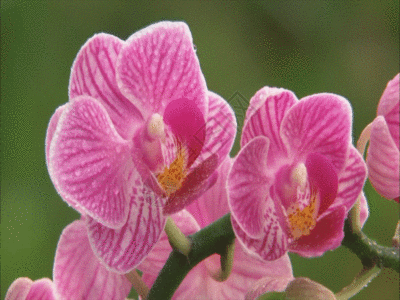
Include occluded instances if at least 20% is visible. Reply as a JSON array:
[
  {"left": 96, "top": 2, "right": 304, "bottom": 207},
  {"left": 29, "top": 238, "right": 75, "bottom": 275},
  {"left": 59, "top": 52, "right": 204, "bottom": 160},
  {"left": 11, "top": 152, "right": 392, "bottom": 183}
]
[{"left": 1, "top": 1, "right": 399, "bottom": 299}]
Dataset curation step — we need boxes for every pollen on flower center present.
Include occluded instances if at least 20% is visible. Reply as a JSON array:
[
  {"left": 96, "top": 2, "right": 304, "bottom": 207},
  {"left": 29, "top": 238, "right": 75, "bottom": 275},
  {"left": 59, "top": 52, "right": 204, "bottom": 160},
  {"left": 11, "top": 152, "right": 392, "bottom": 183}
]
[
  {"left": 157, "top": 146, "right": 187, "bottom": 196},
  {"left": 287, "top": 185, "right": 319, "bottom": 240}
]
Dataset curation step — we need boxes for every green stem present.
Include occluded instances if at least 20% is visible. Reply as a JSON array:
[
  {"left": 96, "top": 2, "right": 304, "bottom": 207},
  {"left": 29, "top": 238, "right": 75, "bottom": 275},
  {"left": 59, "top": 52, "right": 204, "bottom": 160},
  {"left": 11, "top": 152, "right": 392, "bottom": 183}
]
[
  {"left": 211, "top": 240, "right": 235, "bottom": 282},
  {"left": 335, "top": 265, "right": 381, "bottom": 300},
  {"left": 146, "top": 213, "right": 235, "bottom": 300},
  {"left": 342, "top": 218, "right": 399, "bottom": 272}
]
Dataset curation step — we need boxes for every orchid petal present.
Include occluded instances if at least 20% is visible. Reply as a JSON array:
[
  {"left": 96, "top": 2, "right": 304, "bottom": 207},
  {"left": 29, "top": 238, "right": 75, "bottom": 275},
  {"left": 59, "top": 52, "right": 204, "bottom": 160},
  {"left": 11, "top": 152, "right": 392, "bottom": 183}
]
[
  {"left": 231, "top": 203, "right": 290, "bottom": 262},
  {"left": 305, "top": 152, "right": 338, "bottom": 216},
  {"left": 5, "top": 278, "right": 33, "bottom": 300},
  {"left": 191, "top": 91, "right": 237, "bottom": 170},
  {"left": 163, "top": 153, "right": 219, "bottom": 215},
  {"left": 69, "top": 33, "right": 142, "bottom": 140},
  {"left": 378, "top": 74, "right": 399, "bottom": 145},
  {"left": 290, "top": 206, "right": 346, "bottom": 257},
  {"left": 242, "top": 87, "right": 297, "bottom": 167},
  {"left": 48, "top": 96, "right": 133, "bottom": 228},
  {"left": 86, "top": 184, "right": 165, "bottom": 273},
  {"left": 228, "top": 137, "right": 271, "bottom": 238},
  {"left": 328, "top": 146, "right": 367, "bottom": 212},
  {"left": 187, "top": 157, "right": 232, "bottom": 228},
  {"left": 54, "top": 219, "right": 131, "bottom": 300},
  {"left": 116, "top": 21, "right": 207, "bottom": 119},
  {"left": 25, "top": 279, "right": 57, "bottom": 300},
  {"left": 367, "top": 116, "right": 400, "bottom": 199},
  {"left": 138, "top": 210, "right": 200, "bottom": 276},
  {"left": 359, "top": 192, "right": 369, "bottom": 228},
  {"left": 163, "top": 98, "right": 206, "bottom": 167},
  {"left": 281, "top": 93, "right": 352, "bottom": 172},
  {"left": 245, "top": 276, "right": 293, "bottom": 300}
]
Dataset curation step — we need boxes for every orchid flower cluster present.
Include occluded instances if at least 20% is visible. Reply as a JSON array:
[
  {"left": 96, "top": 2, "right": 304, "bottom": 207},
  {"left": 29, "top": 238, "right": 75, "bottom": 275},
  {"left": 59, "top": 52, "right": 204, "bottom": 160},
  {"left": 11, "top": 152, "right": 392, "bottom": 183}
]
[{"left": 6, "top": 21, "right": 399, "bottom": 300}]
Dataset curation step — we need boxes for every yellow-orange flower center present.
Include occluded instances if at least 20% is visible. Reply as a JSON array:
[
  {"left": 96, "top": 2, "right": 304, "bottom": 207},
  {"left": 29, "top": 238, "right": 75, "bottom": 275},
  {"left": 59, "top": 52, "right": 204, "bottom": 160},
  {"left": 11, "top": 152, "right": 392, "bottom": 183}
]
[
  {"left": 287, "top": 186, "right": 319, "bottom": 240},
  {"left": 157, "top": 147, "right": 188, "bottom": 196}
]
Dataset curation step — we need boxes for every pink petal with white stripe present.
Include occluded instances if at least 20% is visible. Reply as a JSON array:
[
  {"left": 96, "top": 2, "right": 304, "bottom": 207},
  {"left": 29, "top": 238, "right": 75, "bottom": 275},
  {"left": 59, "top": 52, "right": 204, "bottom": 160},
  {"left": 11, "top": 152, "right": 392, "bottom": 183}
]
[
  {"left": 231, "top": 199, "right": 290, "bottom": 261},
  {"left": 163, "top": 153, "right": 219, "bottom": 215},
  {"left": 86, "top": 183, "right": 165, "bottom": 273},
  {"left": 187, "top": 157, "right": 232, "bottom": 228},
  {"left": 290, "top": 206, "right": 346, "bottom": 257},
  {"left": 242, "top": 87, "right": 297, "bottom": 167},
  {"left": 5, "top": 277, "right": 33, "bottom": 300},
  {"left": 281, "top": 93, "right": 352, "bottom": 172},
  {"left": 367, "top": 116, "right": 400, "bottom": 199},
  {"left": 191, "top": 92, "right": 237, "bottom": 170},
  {"left": 48, "top": 96, "right": 134, "bottom": 228},
  {"left": 116, "top": 21, "right": 207, "bottom": 119},
  {"left": 138, "top": 210, "right": 200, "bottom": 276},
  {"left": 378, "top": 74, "right": 399, "bottom": 145},
  {"left": 69, "top": 33, "right": 143, "bottom": 140},
  {"left": 228, "top": 137, "right": 272, "bottom": 238},
  {"left": 327, "top": 146, "right": 367, "bottom": 213},
  {"left": 54, "top": 219, "right": 131, "bottom": 300}
]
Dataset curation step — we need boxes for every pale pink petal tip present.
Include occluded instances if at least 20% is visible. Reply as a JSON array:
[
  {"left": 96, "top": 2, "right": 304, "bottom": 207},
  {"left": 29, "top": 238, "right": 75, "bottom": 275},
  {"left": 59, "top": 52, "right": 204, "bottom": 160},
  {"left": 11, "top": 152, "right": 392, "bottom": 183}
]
[
  {"left": 367, "top": 116, "right": 400, "bottom": 199},
  {"left": 54, "top": 220, "right": 131, "bottom": 300},
  {"left": 5, "top": 277, "right": 57, "bottom": 300}
]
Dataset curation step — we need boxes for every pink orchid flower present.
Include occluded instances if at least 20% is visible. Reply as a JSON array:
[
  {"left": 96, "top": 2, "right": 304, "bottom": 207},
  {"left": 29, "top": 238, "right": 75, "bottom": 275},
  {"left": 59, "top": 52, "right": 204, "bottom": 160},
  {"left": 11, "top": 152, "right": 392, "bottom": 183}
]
[
  {"left": 5, "top": 277, "right": 57, "bottom": 300},
  {"left": 228, "top": 87, "right": 367, "bottom": 261},
  {"left": 46, "top": 21, "right": 236, "bottom": 273},
  {"left": 53, "top": 217, "right": 132, "bottom": 300},
  {"left": 139, "top": 158, "right": 294, "bottom": 299},
  {"left": 362, "top": 74, "right": 399, "bottom": 201}
]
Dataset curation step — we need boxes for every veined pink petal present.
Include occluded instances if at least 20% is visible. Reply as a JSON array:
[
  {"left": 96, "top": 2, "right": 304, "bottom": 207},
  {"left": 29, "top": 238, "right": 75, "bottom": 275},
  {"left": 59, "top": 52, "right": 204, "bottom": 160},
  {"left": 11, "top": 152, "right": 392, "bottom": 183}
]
[
  {"left": 54, "top": 219, "right": 131, "bottom": 300},
  {"left": 48, "top": 96, "right": 134, "bottom": 229},
  {"left": 46, "top": 105, "right": 86, "bottom": 214},
  {"left": 228, "top": 137, "right": 271, "bottom": 238},
  {"left": 69, "top": 33, "right": 143, "bottom": 140},
  {"left": 187, "top": 157, "right": 232, "bottom": 228},
  {"left": 290, "top": 206, "right": 346, "bottom": 257},
  {"left": 86, "top": 183, "right": 165, "bottom": 273},
  {"left": 281, "top": 93, "right": 352, "bottom": 172},
  {"left": 5, "top": 278, "right": 33, "bottom": 300},
  {"left": 138, "top": 210, "right": 200, "bottom": 276},
  {"left": 305, "top": 152, "right": 338, "bottom": 216},
  {"left": 367, "top": 116, "right": 400, "bottom": 199},
  {"left": 116, "top": 21, "right": 207, "bottom": 120},
  {"left": 191, "top": 92, "right": 237, "bottom": 170},
  {"left": 163, "top": 153, "right": 219, "bottom": 215},
  {"left": 377, "top": 74, "right": 399, "bottom": 145},
  {"left": 231, "top": 204, "right": 290, "bottom": 262},
  {"left": 242, "top": 87, "right": 297, "bottom": 167},
  {"left": 163, "top": 98, "right": 206, "bottom": 167},
  {"left": 328, "top": 146, "right": 367, "bottom": 213}
]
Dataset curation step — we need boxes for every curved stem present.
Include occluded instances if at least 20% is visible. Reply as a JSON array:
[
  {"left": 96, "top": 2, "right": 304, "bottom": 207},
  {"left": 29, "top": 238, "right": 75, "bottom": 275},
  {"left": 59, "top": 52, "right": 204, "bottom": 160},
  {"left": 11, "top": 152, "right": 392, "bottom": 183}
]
[
  {"left": 342, "top": 218, "right": 399, "bottom": 272},
  {"left": 335, "top": 265, "right": 381, "bottom": 300},
  {"left": 211, "top": 240, "right": 235, "bottom": 282},
  {"left": 146, "top": 213, "right": 235, "bottom": 300},
  {"left": 125, "top": 269, "right": 149, "bottom": 299}
]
